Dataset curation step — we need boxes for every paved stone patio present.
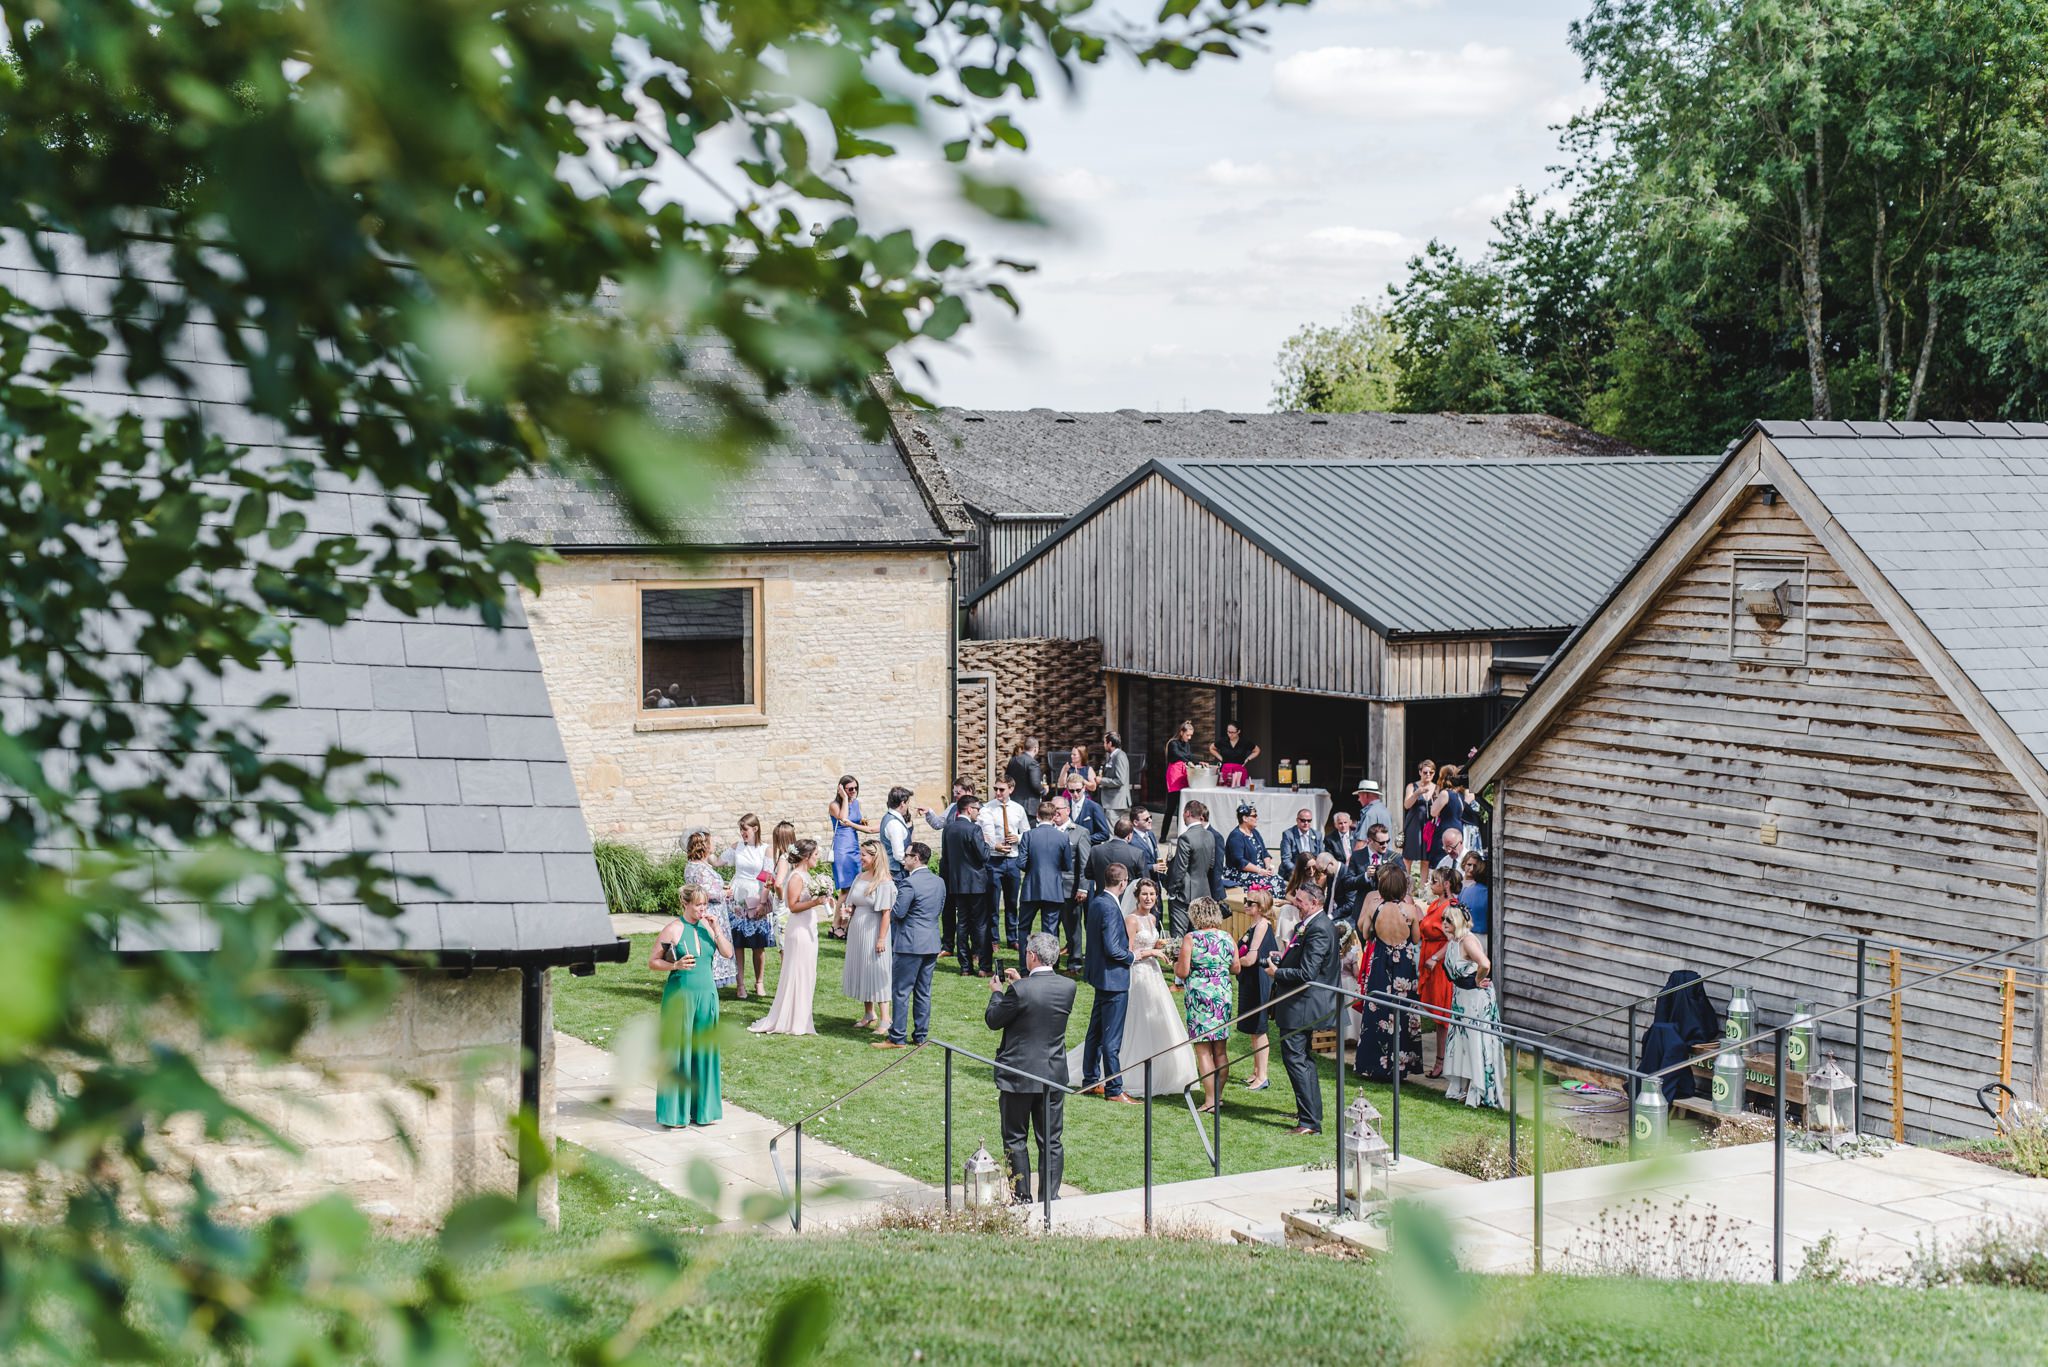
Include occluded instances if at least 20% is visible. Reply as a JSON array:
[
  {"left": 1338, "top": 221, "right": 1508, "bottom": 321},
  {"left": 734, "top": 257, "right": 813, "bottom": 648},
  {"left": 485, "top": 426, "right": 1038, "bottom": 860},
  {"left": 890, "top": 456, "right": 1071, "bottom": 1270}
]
[{"left": 1291, "top": 1139, "right": 2048, "bottom": 1279}]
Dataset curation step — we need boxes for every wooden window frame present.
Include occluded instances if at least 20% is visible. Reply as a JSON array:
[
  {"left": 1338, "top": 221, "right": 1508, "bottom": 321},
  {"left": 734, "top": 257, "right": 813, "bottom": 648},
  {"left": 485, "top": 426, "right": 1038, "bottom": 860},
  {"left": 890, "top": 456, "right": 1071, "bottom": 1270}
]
[
  {"left": 1727, "top": 553, "right": 1810, "bottom": 665},
  {"left": 632, "top": 578, "right": 768, "bottom": 732}
]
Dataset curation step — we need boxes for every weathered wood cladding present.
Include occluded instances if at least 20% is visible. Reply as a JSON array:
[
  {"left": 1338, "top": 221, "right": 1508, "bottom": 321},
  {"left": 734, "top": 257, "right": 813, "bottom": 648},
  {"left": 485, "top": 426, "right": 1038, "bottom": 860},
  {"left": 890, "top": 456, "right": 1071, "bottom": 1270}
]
[
  {"left": 1501, "top": 491, "right": 2043, "bottom": 1140},
  {"left": 972, "top": 476, "right": 1390, "bottom": 697},
  {"left": 1383, "top": 638, "right": 1497, "bottom": 699},
  {"left": 960, "top": 512, "right": 1063, "bottom": 601}
]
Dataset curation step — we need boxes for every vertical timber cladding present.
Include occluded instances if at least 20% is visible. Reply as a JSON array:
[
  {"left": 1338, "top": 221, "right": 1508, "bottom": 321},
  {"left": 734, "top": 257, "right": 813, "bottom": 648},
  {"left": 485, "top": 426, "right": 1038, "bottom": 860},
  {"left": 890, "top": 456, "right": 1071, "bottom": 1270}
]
[
  {"left": 972, "top": 473, "right": 1387, "bottom": 697},
  {"left": 1502, "top": 489, "right": 2042, "bottom": 1140}
]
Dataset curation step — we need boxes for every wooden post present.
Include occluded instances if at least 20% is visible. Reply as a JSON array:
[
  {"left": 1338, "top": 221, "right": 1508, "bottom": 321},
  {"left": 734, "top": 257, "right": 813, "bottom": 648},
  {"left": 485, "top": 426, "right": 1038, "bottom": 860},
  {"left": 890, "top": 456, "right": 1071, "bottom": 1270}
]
[
  {"left": 1367, "top": 699, "right": 1405, "bottom": 848},
  {"left": 1889, "top": 948, "right": 1905, "bottom": 1144},
  {"left": 2001, "top": 967, "right": 2018, "bottom": 1117}
]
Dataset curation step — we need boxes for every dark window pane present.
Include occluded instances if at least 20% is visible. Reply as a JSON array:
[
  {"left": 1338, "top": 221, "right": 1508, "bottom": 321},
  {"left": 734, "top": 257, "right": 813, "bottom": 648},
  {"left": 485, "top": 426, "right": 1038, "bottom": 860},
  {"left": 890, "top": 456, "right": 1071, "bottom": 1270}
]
[{"left": 641, "top": 587, "right": 754, "bottom": 709}]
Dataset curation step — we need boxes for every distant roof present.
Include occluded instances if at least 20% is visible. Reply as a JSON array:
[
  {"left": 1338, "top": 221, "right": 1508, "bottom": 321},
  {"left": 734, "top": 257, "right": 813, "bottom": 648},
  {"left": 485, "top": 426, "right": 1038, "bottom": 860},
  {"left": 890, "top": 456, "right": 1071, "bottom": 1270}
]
[
  {"left": 912, "top": 408, "right": 1649, "bottom": 519},
  {"left": 494, "top": 347, "right": 954, "bottom": 551},
  {"left": 978, "top": 455, "right": 1717, "bottom": 637},
  {"left": 1761, "top": 418, "right": 2048, "bottom": 783}
]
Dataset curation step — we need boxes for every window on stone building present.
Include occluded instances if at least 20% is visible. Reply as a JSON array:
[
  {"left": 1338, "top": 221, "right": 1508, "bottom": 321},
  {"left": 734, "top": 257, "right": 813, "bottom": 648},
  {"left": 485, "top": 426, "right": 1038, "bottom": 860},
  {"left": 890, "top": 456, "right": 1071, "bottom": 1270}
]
[{"left": 638, "top": 583, "right": 761, "bottom": 712}]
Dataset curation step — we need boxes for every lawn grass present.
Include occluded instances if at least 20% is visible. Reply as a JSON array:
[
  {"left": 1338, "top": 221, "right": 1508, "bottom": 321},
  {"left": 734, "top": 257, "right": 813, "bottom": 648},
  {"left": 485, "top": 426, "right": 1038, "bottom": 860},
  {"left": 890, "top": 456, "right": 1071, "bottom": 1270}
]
[
  {"left": 560, "top": 930, "right": 1564, "bottom": 1193},
  {"left": 360, "top": 1144, "right": 2048, "bottom": 1367}
]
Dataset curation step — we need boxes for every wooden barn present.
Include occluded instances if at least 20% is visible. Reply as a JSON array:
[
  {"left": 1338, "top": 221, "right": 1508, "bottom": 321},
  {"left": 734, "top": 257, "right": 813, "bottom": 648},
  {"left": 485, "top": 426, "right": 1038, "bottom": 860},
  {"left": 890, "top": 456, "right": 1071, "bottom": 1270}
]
[
  {"left": 970, "top": 453, "right": 1713, "bottom": 811},
  {"left": 1473, "top": 420, "right": 2048, "bottom": 1140}
]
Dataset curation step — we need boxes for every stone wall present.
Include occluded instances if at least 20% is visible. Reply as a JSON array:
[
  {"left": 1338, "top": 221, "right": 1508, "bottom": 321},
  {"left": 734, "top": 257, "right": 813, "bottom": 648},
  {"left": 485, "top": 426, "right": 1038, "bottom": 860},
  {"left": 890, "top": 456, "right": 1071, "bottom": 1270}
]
[
  {"left": 956, "top": 637, "right": 1105, "bottom": 792},
  {"left": 523, "top": 550, "right": 953, "bottom": 845},
  {"left": 36, "top": 970, "right": 553, "bottom": 1230}
]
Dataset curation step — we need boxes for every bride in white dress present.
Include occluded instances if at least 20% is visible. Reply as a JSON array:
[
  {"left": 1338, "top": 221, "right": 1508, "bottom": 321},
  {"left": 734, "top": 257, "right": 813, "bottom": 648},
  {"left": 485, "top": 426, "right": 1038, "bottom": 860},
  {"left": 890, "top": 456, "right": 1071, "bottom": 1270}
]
[{"left": 1115, "top": 880, "right": 1200, "bottom": 1098}]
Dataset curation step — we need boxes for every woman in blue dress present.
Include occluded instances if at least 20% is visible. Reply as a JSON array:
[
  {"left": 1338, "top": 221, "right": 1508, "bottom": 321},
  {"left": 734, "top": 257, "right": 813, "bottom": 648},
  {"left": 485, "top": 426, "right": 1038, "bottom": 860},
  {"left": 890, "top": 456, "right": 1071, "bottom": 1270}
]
[
  {"left": 654, "top": 884, "right": 731, "bottom": 1128},
  {"left": 827, "top": 774, "right": 873, "bottom": 894}
]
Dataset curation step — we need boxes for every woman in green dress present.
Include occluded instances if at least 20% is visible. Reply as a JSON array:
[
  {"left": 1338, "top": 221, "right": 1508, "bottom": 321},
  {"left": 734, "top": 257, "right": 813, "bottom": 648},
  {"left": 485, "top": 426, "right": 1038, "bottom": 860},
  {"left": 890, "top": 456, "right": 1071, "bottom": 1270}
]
[{"left": 654, "top": 884, "right": 732, "bottom": 1128}]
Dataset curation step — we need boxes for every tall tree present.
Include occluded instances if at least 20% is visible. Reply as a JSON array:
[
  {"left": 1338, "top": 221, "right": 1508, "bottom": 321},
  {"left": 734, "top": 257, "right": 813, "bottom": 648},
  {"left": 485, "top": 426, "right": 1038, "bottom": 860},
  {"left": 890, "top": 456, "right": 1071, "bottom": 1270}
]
[
  {"left": 0, "top": 0, "right": 1286, "bottom": 1357},
  {"left": 1269, "top": 302, "right": 1401, "bottom": 411}
]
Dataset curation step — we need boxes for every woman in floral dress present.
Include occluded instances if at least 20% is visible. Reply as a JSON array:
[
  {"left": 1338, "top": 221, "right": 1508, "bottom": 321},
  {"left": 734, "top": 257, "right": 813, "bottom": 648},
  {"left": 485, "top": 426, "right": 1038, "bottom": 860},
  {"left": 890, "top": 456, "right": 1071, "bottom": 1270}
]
[
  {"left": 1357, "top": 862, "right": 1422, "bottom": 1082},
  {"left": 1440, "top": 903, "right": 1505, "bottom": 1109},
  {"left": 681, "top": 830, "right": 737, "bottom": 990},
  {"left": 1177, "top": 897, "right": 1236, "bottom": 1112}
]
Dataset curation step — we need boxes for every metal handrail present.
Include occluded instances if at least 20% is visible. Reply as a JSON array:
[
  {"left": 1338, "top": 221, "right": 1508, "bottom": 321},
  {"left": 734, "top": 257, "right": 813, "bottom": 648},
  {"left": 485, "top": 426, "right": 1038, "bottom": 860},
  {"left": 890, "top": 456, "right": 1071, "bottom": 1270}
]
[{"left": 765, "top": 1035, "right": 1076, "bottom": 1233}]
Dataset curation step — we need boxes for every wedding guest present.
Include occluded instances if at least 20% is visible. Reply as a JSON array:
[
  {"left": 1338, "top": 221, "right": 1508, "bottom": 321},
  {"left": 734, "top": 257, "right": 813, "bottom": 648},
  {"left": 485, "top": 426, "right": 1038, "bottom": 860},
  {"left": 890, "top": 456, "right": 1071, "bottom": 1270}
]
[
  {"left": 1429, "top": 765, "right": 1468, "bottom": 867},
  {"left": 943, "top": 794, "right": 996, "bottom": 977},
  {"left": 1402, "top": 758, "right": 1437, "bottom": 882},
  {"left": 1088, "top": 817, "right": 1148, "bottom": 895},
  {"left": 1062, "top": 772, "right": 1112, "bottom": 844},
  {"left": 1018, "top": 799, "right": 1075, "bottom": 955},
  {"left": 1460, "top": 852, "right": 1491, "bottom": 937},
  {"left": 1358, "top": 862, "right": 1421, "bottom": 1082},
  {"left": 1079, "top": 863, "right": 1138, "bottom": 1103},
  {"left": 1057, "top": 744, "right": 1097, "bottom": 802},
  {"left": 1164, "top": 719, "right": 1197, "bottom": 827},
  {"left": 1224, "top": 805, "right": 1280, "bottom": 894},
  {"left": 1097, "top": 731, "right": 1133, "bottom": 825},
  {"left": 839, "top": 840, "right": 895, "bottom": 1033},
  {"left": 750, "top": 838, "right": 826, "bottom": 1037},
  {"left": 877, "top": 844, "right": 944, "bottom": 1049},
  {"left": 1267, "top": 881, "right": 1339, "bottom": 1136},
  {"left": 1054, "top": 796, "right": 1093, "bottom": 966},
  {"left": 681, "top": 830, "right": 736, "bottom": 990},
  {"left": 1233, "top": 889, "right": 1278, "bottom": 1091},
  {"left": 881, "top": 785, "right": 915, "bottom": 878},
  {"left": 1005, "top": 737, "right": 1046, "bottom": 824},
  {"left": 1417, "top": 865, "right": 1459, "bottom": 1078},
  {"left": 1325, "top": 811, "right": 1360, "bottom": 864},
  {"left": 723, "top": 813, "right": 775, "bottom": 1000},
  {"left": 1354, "top": 780, "right": 1393, "bottom": 843},
  {"left": 986, "top": 931, "right": 1076, "bottom": 1202},
  {"left": 1280, "top": 807, "right": 1324, "bottom": 880},
  {"left": 1440, "top": 902, "right": 1504, "bottom": 1109},
  {"left": 1178, "top": 898, "right": 1235, "bottom": 1111},
  {"left": 1164, "top": 799, "right": 1226, "bottom": 936},
  {"left": 827, "top": 774, "right": 874, "bottom": 901},
  {"left": 1434, "top": 824, "right": 1468, "bottom": 875},
  {"left": 980, "top": 776, "right": 1029, "bottom": 960},
  {"left": 1128, "top": 807, "right": 1160, "bottom": 870},
  {"left": 653, "top": 884, "right": 731, "bottom": 1127}
]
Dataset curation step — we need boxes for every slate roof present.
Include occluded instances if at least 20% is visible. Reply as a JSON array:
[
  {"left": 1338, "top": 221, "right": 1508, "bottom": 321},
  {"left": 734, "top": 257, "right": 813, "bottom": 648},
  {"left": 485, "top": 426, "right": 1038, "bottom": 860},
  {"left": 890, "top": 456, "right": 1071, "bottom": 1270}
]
[
  {"left": 6, "top": 233, "right": 617, "bottom": 961},
  {"left": 493, "top": 347, "right": 954, "bottom": 550},
  {"left": 978, "top": 455, "right": 1717, "bottom": 637},
  {"left": 1761, "top": 419, "right": 2048, "bottom": 783},
  {"left": 912, "top": 408, "right": 1649, "bottom": 519}
]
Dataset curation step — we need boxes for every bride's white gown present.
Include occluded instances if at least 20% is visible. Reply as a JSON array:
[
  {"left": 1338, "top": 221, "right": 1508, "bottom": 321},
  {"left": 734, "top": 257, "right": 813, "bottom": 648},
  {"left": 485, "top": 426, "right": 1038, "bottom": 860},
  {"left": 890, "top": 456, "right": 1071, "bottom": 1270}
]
[{"left": 1070, "top": 913, "right": 1200, "bottom": 1097}]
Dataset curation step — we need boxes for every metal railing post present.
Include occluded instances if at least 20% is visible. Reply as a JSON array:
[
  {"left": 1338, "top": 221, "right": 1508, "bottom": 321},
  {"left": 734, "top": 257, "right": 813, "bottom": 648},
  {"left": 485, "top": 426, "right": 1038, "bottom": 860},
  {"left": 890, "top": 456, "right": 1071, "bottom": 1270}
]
[
  {"left": 1773, "top": 1026, "right": 1787, "bottom": 1285},
  {"left": 1335, "top": 1026, "right": 1347, "bottom": 1213},
  {"left": 1507, "top": 1049, "right": 1519, "bottom": 1176},
  {"left": 1143, "top": 1060, "right": 1155, "bottom": 1235},
  {"left": 1854, "top": 935, "right": 1868, "bottom": 1134},
  {"left": 1625, "top": 1002, "right": 1640, "bottom": 1161},
  {"left": 1042, "top": 1088, "right": 1054, "bottom": 1231},
  {"left": 794, "top": 1123, "right": 803, "bottom": 1233},
  {"left": 943, "top": 1049, "right": 954, "bottom": 1212},
  {"left": 1532, "top": 1044, "right": 1545, "bottom": 1275},
  {"left": 1212, "top": 1080, "right": 1222, "bottom": 1178},
  {"left": 1391, "top": 1012, "right": 1403, "bottom": 1160}
]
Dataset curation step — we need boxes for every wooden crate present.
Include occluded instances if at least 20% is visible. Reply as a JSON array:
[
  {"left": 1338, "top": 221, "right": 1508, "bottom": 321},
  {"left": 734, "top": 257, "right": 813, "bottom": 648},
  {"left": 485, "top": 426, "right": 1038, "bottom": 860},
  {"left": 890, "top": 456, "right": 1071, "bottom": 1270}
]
[{"left": 1687, "top": 1041, "right": 1810, "bottom": 1106}]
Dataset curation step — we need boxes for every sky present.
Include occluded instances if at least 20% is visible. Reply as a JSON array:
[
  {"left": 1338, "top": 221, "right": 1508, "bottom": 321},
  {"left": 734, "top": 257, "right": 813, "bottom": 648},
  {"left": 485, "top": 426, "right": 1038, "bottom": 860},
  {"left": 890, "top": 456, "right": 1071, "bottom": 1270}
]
[{"left": 867, "top": 0, "right": 1597, "bottom": 414}]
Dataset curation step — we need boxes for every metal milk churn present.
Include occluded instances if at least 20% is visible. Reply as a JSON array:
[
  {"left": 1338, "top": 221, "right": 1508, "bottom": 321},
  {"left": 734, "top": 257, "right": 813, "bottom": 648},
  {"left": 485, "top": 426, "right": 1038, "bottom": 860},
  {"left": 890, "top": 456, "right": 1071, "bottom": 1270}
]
[
  {"left": 1724, "top": 981, "right": 1754, "bottom": 1046},
  {"left": 1712, "top": 1046, "right": 1746, "bottom": 1115},
  {"left": 1785, "top": 1000, "right": 1814, "bottom": 1075},
  {"left": 1632, "top": 1079, "right": 1670, "bottom": 1145}
]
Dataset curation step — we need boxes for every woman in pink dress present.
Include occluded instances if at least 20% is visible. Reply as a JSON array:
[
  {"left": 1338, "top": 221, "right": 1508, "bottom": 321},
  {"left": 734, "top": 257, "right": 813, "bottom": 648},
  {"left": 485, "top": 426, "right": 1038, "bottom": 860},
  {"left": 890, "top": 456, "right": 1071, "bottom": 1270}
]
[{"left": 750, "top": 838, "right": 829, "bottom": 1036}]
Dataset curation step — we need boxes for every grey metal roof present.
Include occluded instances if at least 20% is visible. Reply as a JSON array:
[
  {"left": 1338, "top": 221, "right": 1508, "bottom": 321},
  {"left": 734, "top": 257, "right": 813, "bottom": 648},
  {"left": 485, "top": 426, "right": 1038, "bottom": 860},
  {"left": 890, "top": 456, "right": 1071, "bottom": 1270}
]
[
  {"left": 492, "top": 345, "right": 953, "bottom": 550},
  {"left": 1002, "top": 456, "right": 1711, "bottom": 638},
  {"left": 7, "top": 233, "right": 616, "bottom": 959},
  {"left": 912, "top": 408, "right": 1650, "bottom": 519},
  {"left": 1761, "top": 419, "right": 2048, "bottom": 782}
]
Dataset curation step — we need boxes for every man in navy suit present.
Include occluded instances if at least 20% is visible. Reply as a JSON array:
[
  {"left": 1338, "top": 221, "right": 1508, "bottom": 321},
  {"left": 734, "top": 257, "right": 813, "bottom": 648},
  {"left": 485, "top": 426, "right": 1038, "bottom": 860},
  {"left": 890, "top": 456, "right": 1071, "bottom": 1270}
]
[
  {"left": 942, "top": 794, "right": 996, "bottom": 976},
  {"left": 877, "top": 844, "right": 945, "bottom": 1048},
  {"left": 1079, "top": 863, "right": 1138, "bottom": 1102},
  {"left": 1017, "top": 799, "right": 1074, "bottom": 970}
]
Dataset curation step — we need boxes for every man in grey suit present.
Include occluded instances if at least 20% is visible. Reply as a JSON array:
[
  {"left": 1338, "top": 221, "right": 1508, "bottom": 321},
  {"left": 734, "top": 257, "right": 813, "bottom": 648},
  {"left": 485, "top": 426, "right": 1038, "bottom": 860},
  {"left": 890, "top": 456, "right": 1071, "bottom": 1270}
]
[
  {"left": 877, "top": 844, "right": 945, "bottom": 1048},
  {"left": 1164, "top": 800, "right": 1226, "bottom": 937},
  {"left": 1017, "top": 800, "right": 1074, "bottom": 969},
  {"left": 1097, "top": 730, "right": 1132, "bottom": 824},
  {"left": 985, "top": 931, "right": 1077, "bottom": 1202},
  {"left": 1267, "top": 882, "right": 1341, "bottom": 1134}
]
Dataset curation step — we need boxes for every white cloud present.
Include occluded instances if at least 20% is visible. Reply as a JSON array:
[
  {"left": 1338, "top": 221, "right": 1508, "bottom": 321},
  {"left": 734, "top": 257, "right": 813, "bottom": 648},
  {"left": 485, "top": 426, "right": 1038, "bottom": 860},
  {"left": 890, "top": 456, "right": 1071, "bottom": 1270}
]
[
  {"left": 1199, "top": 158, "right": 1282, "bottom": 189},
  {"left": 1449, "top": 184, "right": 1573, "bottom": 223},
  {"left": 1036, "top": 167, "right": 1117, "bottom": 204},
  {"left": 1255, "top": 225, "right": 1413, "bottom": 267},
  {"left": 1271, "top": 43, "right": 1551, "bottom": 121}
]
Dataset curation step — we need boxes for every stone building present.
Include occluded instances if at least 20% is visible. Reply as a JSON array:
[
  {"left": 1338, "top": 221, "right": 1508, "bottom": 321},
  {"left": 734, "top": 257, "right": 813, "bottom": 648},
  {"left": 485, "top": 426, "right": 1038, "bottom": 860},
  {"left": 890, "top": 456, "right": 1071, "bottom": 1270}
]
[
  {"left": 497, "top": 366, "right": 969, "bottom": 847},
  {"left": 6, "top": 231, "right": 624, "bottom": 1227}
]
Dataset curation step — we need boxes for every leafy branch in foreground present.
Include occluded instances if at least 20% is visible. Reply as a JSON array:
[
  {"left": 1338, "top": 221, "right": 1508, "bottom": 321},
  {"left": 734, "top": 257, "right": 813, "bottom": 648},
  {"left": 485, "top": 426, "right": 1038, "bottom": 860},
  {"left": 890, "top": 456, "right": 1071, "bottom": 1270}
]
[{"left": 0, "top": 0, "right": 1298, "bottom": 1359}]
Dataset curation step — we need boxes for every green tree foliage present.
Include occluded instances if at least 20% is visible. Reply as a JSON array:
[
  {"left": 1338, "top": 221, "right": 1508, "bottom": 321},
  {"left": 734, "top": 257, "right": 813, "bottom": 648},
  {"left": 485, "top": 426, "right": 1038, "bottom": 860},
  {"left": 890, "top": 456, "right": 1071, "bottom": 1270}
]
[
  {"left": 0, "top": 0, "right": 1289, "bottom": 1358},
  {"left": 1305, "top": 0, "right": 2048, "bottom": 452},
  {"left": 1269, "top": 301, "right": 1401, "bottom": 411}
]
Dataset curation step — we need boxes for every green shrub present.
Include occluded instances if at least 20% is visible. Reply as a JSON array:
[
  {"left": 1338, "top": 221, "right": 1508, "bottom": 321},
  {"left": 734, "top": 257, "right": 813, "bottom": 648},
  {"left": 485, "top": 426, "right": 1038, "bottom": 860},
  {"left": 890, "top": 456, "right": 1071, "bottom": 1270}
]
[
  {"left": 592, "top": 841, "right": 654, "bottom": 914},
  {"left": 639, "top": 852, "right": 694, "bottom": 915},
  {"left": 1911, "top": 1217, "right": 2048, "bottom": 1292},
  {"left": 1434, "top": 1127, "right": 1610, "bottom": 1181}
]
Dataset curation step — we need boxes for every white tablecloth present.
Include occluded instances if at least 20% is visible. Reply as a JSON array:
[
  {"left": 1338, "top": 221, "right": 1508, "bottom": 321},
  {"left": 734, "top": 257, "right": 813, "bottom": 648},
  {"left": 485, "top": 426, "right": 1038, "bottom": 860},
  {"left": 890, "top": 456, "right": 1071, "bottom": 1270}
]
[{"left": 1175, "top": 785, "right": 1331, "bottom": 838}]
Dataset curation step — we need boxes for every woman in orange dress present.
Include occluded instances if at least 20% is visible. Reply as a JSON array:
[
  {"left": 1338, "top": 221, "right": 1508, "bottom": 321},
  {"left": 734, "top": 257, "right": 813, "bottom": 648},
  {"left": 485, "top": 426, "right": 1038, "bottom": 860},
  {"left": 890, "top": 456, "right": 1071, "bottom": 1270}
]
[{"left": 1416, "top": 865, "right": 1460, "bottom": 1078}]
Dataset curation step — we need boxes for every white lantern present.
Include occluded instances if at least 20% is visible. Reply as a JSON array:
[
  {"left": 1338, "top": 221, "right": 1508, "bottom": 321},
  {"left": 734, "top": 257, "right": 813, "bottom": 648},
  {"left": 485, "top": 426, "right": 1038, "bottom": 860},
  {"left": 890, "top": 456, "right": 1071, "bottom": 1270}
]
[
  {"left": 1343, "top": 1115, "right": 1391, "bottom": 1209},
  {"left": 961, "top": 1139, "right": 1004, "bottom": 1209},
  {"left": 1345, "top": 1093, "right": 1382, "bottom": 1132},
  {"left": 1805, "top": 1054, "right": 1856, "bottom": 1148}
]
